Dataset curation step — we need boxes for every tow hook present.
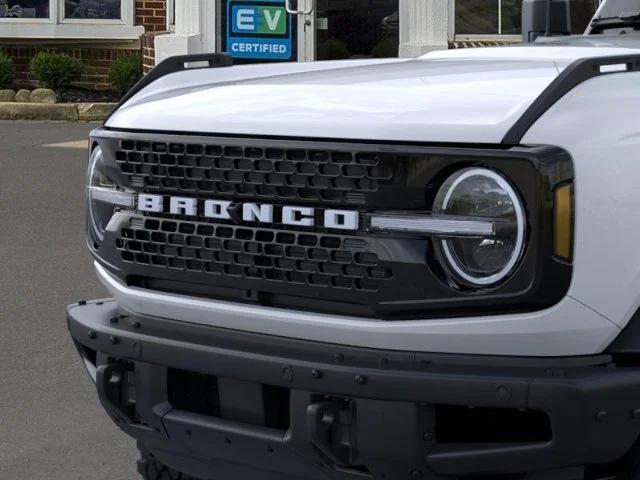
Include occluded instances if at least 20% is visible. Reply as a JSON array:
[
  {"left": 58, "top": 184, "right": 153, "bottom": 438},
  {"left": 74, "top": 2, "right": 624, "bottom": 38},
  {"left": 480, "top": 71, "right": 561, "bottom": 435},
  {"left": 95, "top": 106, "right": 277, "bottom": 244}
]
[
  {"left": 96, "top": 362, "right": 135, "bottom": 424},
  {"left": 307, "top": 396, "right": 436, "bottom": 478},
  {"left": 306, "top": 398, "right": 357, "bottom": 467}
]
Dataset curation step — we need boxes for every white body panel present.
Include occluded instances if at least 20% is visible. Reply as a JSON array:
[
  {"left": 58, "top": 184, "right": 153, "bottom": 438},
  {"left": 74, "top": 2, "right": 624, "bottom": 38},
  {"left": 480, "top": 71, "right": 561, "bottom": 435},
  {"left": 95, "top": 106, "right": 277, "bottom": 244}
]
[
  {"left": 108, "top": 58, "right": 561, "bottom": 144},
  {"left": 107, "top": 46, "right": 639, "bottom": 144},
  {"left": 523, "top": 72, "right": 640, "bottom": 329},
  {"left": 100, "top": 44, "right": 640, "bottom": 356},
  {"left": 97, "top": 263, "right": 617, "bottom": 357}
]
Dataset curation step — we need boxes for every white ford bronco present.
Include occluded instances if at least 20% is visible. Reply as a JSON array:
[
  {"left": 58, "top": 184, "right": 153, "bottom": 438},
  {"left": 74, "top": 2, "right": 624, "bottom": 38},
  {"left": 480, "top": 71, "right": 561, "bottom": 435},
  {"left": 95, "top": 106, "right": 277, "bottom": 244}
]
[{"left": 68, "top": 1, "right": 640, "bottom": 479}]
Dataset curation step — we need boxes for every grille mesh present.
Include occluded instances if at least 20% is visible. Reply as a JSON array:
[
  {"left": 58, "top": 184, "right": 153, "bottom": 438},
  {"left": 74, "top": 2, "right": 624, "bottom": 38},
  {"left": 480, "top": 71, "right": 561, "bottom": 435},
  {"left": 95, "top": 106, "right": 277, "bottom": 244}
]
[
  {"left": 94, "top": 133, "right": 572, "bottom": 319},
  {"left": 115, "top": 140, "right": 394, "bottom": 204},
  {"left": 117, "top": 218, "right": 393, "bottom": 292}
]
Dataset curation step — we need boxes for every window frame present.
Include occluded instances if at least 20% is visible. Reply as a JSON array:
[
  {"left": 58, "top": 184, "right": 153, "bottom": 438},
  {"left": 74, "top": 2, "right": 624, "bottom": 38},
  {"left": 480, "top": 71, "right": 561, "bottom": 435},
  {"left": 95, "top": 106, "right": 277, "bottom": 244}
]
[
  {"left": 452, "top": 0, "right": 523, "bottom": 39},
  {"left": 166, "top": 0, "right": 175, "bottom": 31},
  {"left": 0, "top": 0, "right": 55, "bottom": 23},
  {"left": 0, "top": 0, "right": 143, "bottom": 39},
  {"left": 60, "top": 0, "right": 130, "bottom": 25}
]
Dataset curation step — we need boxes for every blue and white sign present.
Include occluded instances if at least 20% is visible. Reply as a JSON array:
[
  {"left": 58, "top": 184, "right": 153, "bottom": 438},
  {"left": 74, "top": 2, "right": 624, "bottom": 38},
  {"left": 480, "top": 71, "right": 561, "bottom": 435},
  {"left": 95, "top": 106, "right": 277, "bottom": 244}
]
[{"left": 225, "top": 0, "right": 294, "bottom": 61}]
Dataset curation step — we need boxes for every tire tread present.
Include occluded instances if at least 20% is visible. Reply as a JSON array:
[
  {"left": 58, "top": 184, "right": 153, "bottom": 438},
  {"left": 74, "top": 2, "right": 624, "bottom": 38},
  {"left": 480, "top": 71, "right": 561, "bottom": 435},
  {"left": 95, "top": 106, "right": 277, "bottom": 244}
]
[{"left": 138, "top": 448, "right": 198, "bottom": 480}]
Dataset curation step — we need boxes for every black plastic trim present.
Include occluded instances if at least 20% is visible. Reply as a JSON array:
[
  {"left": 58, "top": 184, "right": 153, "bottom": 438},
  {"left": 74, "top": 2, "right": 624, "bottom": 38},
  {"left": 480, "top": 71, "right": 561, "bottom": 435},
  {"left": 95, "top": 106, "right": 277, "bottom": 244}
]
[
  {"left": 104, "top": 53, "right": 233, "bottom": 124},
  {"left": 90, "top": 128, "right": 574, "bottom": 320},
  {"left": 69, "top": 300, "right": 640, "bottom": 479},
  {"left": 101, "top": 125, "right": 514, "bottom": 149},
  {"left": 607, "top": 306, "right": 640, "bottom": 355},
  {"left": 503, "top": 54, "right": 640, "bottom": 146}
]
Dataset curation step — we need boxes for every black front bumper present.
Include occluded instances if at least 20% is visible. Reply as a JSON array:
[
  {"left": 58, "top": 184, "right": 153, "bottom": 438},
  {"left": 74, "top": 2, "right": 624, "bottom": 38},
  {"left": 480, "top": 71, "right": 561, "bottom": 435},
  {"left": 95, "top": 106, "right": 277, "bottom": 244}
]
[{"left": 68, "top": 300, "right": 640, "bottom": 480}]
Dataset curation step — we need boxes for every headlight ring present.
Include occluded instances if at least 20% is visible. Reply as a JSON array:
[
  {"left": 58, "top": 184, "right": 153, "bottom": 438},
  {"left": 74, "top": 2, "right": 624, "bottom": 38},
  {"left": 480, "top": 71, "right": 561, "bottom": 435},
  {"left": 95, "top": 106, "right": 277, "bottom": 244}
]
[
  {"left": 87, "top": 146, "right": 133, "bottom": 245},
  {"left": 433, "top": 167, "right": 527, "bottom": 288}
]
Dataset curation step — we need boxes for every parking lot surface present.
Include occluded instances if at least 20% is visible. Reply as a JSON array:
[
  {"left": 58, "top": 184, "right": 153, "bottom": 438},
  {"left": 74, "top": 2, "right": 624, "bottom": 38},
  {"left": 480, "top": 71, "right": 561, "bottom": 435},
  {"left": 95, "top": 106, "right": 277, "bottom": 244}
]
[{"left": 0, "top": 121, "right": 137, "bottom": 480}]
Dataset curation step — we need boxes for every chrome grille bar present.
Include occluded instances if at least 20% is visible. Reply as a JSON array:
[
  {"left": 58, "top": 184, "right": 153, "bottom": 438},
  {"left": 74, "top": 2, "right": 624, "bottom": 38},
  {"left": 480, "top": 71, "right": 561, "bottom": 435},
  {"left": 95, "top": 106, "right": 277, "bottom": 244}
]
[{"left": 369, "top": 215, "right": 495, "bottom": 237}]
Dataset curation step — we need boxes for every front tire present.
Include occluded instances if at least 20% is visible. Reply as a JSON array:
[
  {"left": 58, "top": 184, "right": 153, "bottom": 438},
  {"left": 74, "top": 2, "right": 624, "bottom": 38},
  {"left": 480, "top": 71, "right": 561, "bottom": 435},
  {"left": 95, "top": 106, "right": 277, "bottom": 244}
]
[
  {"left": 137, "top": 447, "right": 198, "bottom": 480},
  {"left": 615, "top": 443, "right": 640, "bottom": 480}
]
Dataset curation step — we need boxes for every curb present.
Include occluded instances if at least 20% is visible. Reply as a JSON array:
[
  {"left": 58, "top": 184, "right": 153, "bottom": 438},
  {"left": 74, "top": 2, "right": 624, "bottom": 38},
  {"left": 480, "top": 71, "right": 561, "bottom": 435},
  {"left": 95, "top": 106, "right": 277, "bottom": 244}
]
[{"left": 0, "top": 102, "right": 116, "bottom": 122}]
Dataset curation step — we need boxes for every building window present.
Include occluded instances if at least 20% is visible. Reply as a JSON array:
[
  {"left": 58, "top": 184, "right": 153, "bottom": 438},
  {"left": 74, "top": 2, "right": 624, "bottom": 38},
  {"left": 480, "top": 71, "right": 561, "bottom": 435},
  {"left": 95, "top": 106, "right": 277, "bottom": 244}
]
[
  {"left": 455, "top": 0, "right": 521, "bottom": 35},
  {"left": 455, "top": 0, "right": 600, "bottom": 36},
  {"left": 315, "top": 0, "right": 399, "bottom": 61},
  {"left": 0, "top": 0, "right": 142, "bottom": 38},
  {"left": 64, "top": 0, "right": 121, "bottom": 20},
  {"left": 0, "top": 0, "right": 50, "bottom": 18}
]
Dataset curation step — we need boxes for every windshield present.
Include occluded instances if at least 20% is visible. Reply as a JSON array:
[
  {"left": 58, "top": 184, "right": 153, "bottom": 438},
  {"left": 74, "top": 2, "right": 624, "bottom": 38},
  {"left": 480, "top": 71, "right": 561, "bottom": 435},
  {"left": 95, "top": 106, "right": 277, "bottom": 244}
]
[
  {"left": 595, "top": 0, "right": 640, "bottom": 19},
  {"left": 589, "top": 0, "right": 640, "bottom": 33}
]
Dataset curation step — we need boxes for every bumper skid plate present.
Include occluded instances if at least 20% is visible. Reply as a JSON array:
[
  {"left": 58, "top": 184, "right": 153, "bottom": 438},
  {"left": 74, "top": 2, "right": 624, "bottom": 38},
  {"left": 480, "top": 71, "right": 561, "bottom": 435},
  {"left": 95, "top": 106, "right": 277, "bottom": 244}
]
[{"left": 68, "top": 300, "right": 640, "bottom": 480}]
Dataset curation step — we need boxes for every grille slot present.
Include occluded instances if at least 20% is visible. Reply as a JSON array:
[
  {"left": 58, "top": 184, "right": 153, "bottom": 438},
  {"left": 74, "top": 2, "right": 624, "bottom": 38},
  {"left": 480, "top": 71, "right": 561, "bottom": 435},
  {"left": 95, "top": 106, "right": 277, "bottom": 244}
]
[
  {"left": 117, "top": 218, "right": 393, "bottom": 292},
  {"left": 95, "top": 132, "right": 574, "bottom": 319},
  {"left": 115, "top": 141, "right": 393, "bottom": 204}
]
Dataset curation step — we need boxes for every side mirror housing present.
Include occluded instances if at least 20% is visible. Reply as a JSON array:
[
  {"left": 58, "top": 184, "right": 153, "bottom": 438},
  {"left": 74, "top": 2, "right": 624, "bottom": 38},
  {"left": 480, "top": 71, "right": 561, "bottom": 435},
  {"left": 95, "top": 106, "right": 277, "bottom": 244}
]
[{"left": 522, "top": 0, "right": 572, "bottom": 43}]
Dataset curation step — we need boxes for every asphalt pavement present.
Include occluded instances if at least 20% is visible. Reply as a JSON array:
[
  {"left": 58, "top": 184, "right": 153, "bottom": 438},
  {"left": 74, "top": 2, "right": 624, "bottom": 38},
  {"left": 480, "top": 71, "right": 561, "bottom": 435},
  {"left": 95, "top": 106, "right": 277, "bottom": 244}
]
[{"left": 0, "top": 121, "right": 137, "bottom": 480}]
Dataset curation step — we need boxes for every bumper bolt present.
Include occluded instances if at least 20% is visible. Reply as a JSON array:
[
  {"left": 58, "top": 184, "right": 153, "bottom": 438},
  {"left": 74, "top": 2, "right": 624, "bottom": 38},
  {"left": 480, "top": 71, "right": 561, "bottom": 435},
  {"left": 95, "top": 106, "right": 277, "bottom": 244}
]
[
  {"left": 334, "top": 353, "right": 344, "bottom": 363},
  {"left": 311, "top": 369, "right": 322, "bottom": 379},
  {"left": 109, "top": 316, "right": 119, "bottom": 324},
  {"left": 88, "top": 330, "right": 97, "bottom": 339},
  {"left": 109, "top": 336, "right": 119, "bottom": 345},
  {"left": 595, "top": 410, "right": 607, "bottom": 422},
  {"left": 496, "top": 385, "right": 512, "bottom": 402},
  {"left": 131, "top": 321, "right": 141, "bottom": 329},
  {"left": 632, "top": 409, "right": 640, "bottom": 419},
  {"left": 423, "top": 432, "right": 434, "bottom": 442},
  {"left": 281, "top": 366, "right": 293, "bottom": 383},
  {"left": 355, "top": 375, "right": 367, "bottom": 385}
]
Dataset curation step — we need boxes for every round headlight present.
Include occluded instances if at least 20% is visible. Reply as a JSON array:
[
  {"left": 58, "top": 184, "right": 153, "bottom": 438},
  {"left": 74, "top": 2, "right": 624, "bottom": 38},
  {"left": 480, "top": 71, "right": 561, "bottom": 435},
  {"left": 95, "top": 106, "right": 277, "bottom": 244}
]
[
  {"left": 433, "top": 168, "right": 526, "bottom": 287},
  {"left": 87, "top": 146, "right": 129, "bottom": 243}
]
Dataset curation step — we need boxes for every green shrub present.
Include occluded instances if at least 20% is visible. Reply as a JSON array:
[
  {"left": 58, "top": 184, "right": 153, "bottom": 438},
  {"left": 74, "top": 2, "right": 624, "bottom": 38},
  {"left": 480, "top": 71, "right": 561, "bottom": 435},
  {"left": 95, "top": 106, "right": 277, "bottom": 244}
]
[
  {"left": 317, "top": 38, "right": 350, "bottom": 61},
  {"left": 29, "top": 51, "right": 83, "bottom": 91},
  {"left": 0, "top": 50, "right": 14, "bottom": 89},
  {"left": 109, "top": 54, "right": 143, "bottom": 94},
  {"left": 372, "top": 37, "right": 399, "bottom": 58}
]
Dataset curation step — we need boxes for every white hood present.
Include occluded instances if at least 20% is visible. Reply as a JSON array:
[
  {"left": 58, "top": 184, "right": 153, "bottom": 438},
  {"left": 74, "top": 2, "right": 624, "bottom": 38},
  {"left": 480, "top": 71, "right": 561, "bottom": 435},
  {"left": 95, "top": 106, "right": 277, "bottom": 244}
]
[{"left": 106, "top": 45, "right": 640, "bottom": 144}]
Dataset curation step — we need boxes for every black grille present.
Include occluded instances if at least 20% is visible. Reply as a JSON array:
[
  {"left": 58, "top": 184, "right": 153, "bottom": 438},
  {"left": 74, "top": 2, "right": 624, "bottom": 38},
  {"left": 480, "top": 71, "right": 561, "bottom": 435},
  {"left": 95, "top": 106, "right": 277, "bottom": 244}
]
[
  {"left": 117, "top": 218, "right": 393, "bottom": 292},
  {"left": 94, "top": 131, "right": 574, "bottom": 319},
  {"left": 115, "top": 140, "right": 394, "bottom": 205}
]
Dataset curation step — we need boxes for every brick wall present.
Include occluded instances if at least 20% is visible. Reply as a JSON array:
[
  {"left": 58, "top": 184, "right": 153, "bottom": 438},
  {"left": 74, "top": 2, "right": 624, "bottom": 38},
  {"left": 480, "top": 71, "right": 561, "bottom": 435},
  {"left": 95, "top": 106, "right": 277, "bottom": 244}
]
[
  {"left": 136, "top": 0, "right": 167, "bottom": 33},
  {"left": 137, "top": 0, "right": 168, "bottom": 73},
  {"left": 142, "top": 32, "right": 165, "bottom": 73},
  {"left": 6, "top": 46, "right": 138, "bottom": 91},
  {"left": 2, "top": 1, "right": 167, "bottom": 91}
]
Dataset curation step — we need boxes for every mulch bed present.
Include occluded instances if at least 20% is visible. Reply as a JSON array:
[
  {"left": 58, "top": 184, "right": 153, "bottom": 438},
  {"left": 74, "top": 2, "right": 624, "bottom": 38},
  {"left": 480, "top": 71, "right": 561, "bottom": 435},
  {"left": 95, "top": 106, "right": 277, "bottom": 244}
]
[{"left": 58, "top": 87, "right": 122, "bottom": 104}]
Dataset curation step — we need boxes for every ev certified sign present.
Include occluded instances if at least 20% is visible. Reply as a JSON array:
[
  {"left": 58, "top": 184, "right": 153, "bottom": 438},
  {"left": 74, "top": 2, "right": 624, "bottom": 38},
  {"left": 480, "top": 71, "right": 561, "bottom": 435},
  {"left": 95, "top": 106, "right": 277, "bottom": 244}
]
[{"left": 226, "top": 0, "right": 294, "bottom": 61}]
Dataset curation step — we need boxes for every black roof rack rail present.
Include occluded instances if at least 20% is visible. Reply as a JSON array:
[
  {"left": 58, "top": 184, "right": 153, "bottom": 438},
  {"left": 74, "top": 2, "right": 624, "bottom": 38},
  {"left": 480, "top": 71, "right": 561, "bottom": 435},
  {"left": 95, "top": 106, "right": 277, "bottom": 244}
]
[
  {"left": 502, "top": 54, "right": 640, "bottom": 145},
  {"left": 104, "top": 53, "right": 233, "bottom": 124}
]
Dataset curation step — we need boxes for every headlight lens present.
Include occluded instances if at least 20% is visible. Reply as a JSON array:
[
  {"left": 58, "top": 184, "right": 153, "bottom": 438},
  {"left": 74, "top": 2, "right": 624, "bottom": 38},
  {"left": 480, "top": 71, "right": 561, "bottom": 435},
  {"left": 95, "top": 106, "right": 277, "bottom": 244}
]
[
  {"left": 87, "top": 146, "right": 133, "bottom": 244},
  {"left": 433, "top": 168, "right": 526, "bottom": 287}
]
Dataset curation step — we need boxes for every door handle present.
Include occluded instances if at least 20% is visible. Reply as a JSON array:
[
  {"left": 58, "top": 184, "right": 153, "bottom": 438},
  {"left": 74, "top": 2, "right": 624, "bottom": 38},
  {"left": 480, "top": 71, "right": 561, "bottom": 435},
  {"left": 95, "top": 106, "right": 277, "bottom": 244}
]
[{"left": 285, "top": 0, "right": 314, "bottom": 15}]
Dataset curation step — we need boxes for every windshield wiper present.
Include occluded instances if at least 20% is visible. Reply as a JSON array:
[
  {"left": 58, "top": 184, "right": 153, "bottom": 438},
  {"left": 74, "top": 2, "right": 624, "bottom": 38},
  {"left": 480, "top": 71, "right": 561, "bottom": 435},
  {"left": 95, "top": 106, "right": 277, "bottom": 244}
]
[{"left": 591, "top": 11, "right": 640, "bottom": 31}]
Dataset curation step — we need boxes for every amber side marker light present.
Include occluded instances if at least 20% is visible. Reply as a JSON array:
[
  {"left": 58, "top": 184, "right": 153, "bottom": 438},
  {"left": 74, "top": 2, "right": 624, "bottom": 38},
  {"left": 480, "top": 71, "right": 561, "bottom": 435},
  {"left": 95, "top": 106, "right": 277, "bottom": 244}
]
[{"left": 554, "top": 183, "right": 574, "bottom": 261}]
